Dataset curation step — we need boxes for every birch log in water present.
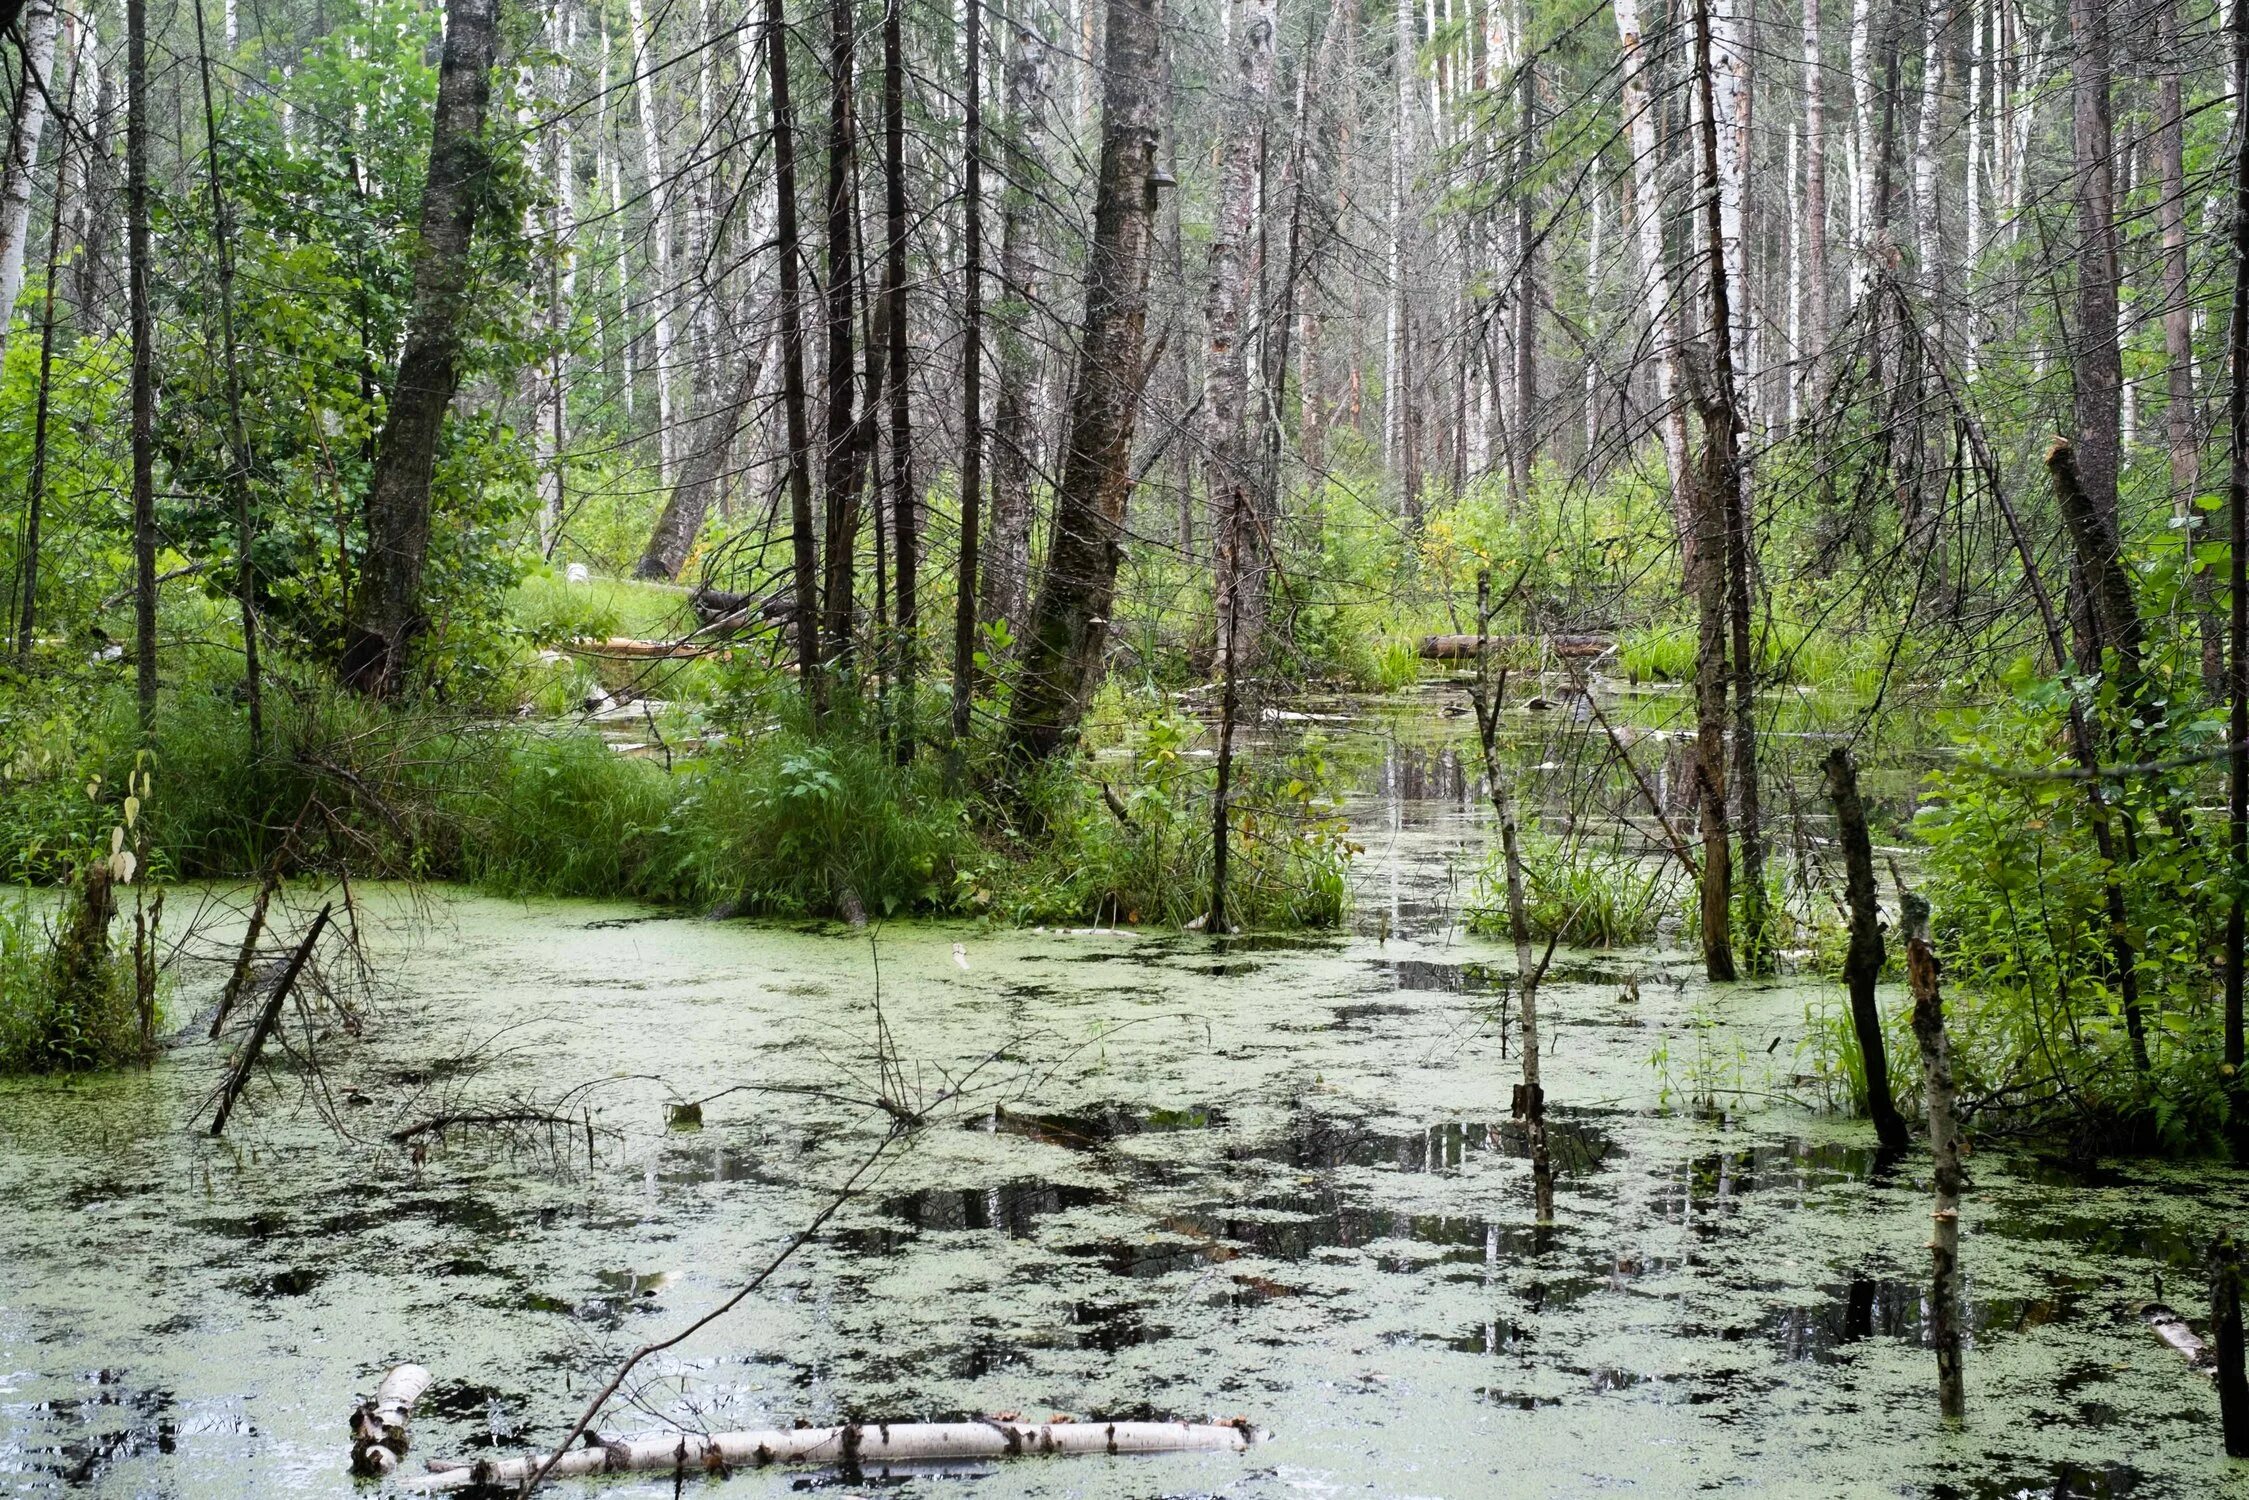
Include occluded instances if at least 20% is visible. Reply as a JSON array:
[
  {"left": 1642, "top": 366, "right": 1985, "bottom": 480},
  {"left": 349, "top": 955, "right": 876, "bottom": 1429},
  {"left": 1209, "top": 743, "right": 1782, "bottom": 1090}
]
[
  {"left": 400, "top": 1420, "right": 1258, "bottom": 1491},
  {"left": 349, "top": 1363, "right": 433, "bottom": 1477}
]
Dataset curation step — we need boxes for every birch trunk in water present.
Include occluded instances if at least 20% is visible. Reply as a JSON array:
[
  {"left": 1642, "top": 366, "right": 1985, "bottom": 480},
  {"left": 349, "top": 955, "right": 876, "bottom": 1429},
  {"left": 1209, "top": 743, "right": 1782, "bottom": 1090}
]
[
  {"left": 1470, "top": 571, "right": 1553, "bottom": 1223},
  {"left": 1904, "top": 892, "right": 1964, "bottom": 1423},
  {"left": 1003, "top": 0, "right": 1167, "bottom": 762},
  {"left": 1204, "top": 0, "right": 1277, "bottom": 671},
  {"left": 341, "top": 0, "right": 503, "bottom": 694}
]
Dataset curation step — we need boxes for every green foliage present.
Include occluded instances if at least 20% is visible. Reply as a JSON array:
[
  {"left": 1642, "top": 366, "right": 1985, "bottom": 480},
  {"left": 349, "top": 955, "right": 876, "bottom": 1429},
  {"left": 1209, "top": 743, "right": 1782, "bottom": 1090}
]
[{"left": 1916, "top": 662, "right": 2226, "bottom": 1148}]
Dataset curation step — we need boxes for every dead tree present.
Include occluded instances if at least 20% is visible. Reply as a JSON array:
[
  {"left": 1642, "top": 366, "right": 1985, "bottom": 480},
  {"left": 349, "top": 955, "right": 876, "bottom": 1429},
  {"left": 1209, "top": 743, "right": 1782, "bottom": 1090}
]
[{"left": 1824, "top": 747, "right": 1909, "bottom": 1152}]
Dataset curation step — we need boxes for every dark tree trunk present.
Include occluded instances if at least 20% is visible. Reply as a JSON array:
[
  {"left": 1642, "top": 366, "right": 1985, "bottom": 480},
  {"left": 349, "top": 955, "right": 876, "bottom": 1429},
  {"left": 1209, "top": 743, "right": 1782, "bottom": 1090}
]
[
  {"left": 340, "top": 0, "right": 503, "bottom": 695},
  {"left": 2215, "top": 1231, "right": 2249, "bottom": 1455},
  {"left": 1003, "top": 0, "right": 1168, "bottom": 762},
  {"left": 884, "top": 0, "right": 916, "bottom": 759},
  {"left": 952, "top": 0, "right": 985, "bottom": 748},
  {"left": 128, "top": 0, "right": 155, "bottom": 723},
  {"left": 2048, "top": 438, "right": 2144, "bottom": 705},
  {"left": 2067, "top": 0, "right": 2123, "bottom": 643},
  {"left": 767, "top": 0, "right": 822, "bottom": 700},
  {"left": 1825, "top": 747, "right": 1909, "bottom": 1152},
  {"left": 818, "top": 0, "right": 863, "bottom": 675},
  {"left": 984, "top": 1, "right": 1052, "bottom": 637}
]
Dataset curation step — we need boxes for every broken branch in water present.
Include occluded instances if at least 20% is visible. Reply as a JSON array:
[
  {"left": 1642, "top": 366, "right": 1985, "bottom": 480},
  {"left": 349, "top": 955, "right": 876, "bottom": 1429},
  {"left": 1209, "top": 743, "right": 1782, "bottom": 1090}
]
[
  {"left": 207, "top": 903, "right": 332, "bottom": 1137},
  {"left": 402, "top": 1419, "right": 1258, "bottom": 1492}
]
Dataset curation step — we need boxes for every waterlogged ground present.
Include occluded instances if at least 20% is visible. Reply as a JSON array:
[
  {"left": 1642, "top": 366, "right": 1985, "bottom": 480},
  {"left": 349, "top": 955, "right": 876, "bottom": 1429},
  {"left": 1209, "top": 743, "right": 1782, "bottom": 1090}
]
[{"left": 4, "top": 691, "right": 2248, "bottom": 1497}]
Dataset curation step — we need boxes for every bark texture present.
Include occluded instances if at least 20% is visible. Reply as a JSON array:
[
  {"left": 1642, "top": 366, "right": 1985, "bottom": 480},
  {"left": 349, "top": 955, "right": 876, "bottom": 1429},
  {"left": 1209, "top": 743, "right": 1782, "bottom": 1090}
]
[
  {"left": 1003, "top": 0, "right": 1167, "bottom": 761},
  {"left": 341, "top": 0, "right": 503, "bottom": 694}
]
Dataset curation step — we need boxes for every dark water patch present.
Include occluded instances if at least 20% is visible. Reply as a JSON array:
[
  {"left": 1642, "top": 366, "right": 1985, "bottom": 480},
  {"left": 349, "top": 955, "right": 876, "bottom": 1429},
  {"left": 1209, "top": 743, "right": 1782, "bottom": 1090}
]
[
  {"left": 1378, "top": 959, "right": 1502, "bottom": 995},
  {"left": 1069, "top": 1300, "right": 1169, "bottom": 1351},
  {"left": 185, "top": 1211, "right": 292, "bottom": 1242},
  {"left": 62, "top": 1178, "right": 158, "bottom": 1212},
  {"left": 974, "top": 1102, "right": 1227, "bottom": 1153},
  {"left": 1930, "top": 1462, "right": 2142, "bottom": 1499},
  {"left": 1211, "top": 932, "right": 1344, "bottom": 954},
  {"left": 833, "top": 1180, "right": 1110, "bottom": 1256},
  {"left": 423, "top": 1380, "right": 529, "bottom": 1449},
  {"left": 242, "top": 1266, "right": 325, "bottom": 1299},
  {"left": 1982, "top": 1212, "right": 2203, "bottom": 1270},
  {"left": 4, "top": 1371, "right": 185, "bottom": 1488},
  {"left": 1239, "top": 1111, "right": 1615, "bottom": 1178},
  {"left": 1761, "top": 1275, "right": 2093, "bottom": 1364}
]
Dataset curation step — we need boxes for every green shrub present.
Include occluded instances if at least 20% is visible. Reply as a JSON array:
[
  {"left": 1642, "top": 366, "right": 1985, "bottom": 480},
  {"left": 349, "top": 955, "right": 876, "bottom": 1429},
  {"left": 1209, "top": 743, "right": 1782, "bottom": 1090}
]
[{"left": 1, "top": 874, "right": 153, "bottom": 1074}]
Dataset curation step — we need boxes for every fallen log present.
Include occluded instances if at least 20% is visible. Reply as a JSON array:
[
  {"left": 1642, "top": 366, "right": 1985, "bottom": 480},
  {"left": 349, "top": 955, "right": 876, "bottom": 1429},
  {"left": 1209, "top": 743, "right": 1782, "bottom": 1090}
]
[
  {"left": 401, "top": 1420, "right": 1258, "bottom": 1492},
  {"left": 350, "top": 1363, "right": 433, "bottom": 1477},
  {"left": 1417, "top": 632, "right": 1614, "bottom": 661},
  {"left": 565, "top": 637, "right": 727, "bottom": 661}
]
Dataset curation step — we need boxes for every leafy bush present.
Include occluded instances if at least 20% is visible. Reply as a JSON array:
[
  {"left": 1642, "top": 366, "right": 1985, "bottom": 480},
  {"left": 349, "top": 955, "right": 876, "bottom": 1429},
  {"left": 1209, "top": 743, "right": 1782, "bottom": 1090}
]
[
  {"left": 1469, "top": 835, "right": 1674, "bottom": 947},
  {"left": 1916, "top": 665, "right": 2225, "bottom": 1148}
]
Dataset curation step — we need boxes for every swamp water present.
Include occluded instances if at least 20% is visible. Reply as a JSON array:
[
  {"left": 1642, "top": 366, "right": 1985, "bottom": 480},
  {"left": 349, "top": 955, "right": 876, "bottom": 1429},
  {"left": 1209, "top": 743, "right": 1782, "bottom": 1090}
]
[{"left": 3, "top": 693, "right": 2245, "bottom": 1497}]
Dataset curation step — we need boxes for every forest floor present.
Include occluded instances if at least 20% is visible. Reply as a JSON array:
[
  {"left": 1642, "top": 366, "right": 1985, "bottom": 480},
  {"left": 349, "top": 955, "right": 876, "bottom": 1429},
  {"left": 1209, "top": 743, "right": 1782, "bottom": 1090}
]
[{"left": 1, "top": 697, "right": 2241, "bottom": 1498}]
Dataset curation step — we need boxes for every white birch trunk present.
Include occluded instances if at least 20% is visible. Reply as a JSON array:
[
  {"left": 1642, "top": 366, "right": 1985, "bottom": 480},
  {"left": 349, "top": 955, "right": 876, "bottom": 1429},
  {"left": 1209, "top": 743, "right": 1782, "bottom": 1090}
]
[
  {"left": 1585, "top": 182, "right": 1603, "bottom": 459},
  {"left": 1848, "top": 0, "right": 1875, "bottom": 300},
  {"left": 1713, "top": 0, "right": 1752, "bottom": 424},
  {"left": 1913, "top": 4, "right": 1944, "bottom": 293},
  {"left": 0, "top": 0, "right": 62, "bottom": 359},
  {"left": 1786, "top": 127, "right": 1801, "bottom": 432},
  {"left": 628, "top": 0, "right": 678, "bottom": 485},
  {"left": 1385, "top": 0, "right": 1411, "bottom": 479},
  {"left": 405, "top": 1422, "right": 1257, "bottom": 1493}
]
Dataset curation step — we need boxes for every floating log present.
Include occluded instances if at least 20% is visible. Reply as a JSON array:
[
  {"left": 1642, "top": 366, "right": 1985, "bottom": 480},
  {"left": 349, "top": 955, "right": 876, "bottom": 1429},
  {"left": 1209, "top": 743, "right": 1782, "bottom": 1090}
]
[
  {"left": 401, "top": 1420, "right": 1258, "bottom": 1492},
  {"left": 1416, "top": 632, "right": 1613, "bottom": 661},
  {"left": 350, "top": 1363, "right": 433, "bottom": 1477},
  {"left": 2145, "top": 1303, "right": 2215, "bottom": 1371}
]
